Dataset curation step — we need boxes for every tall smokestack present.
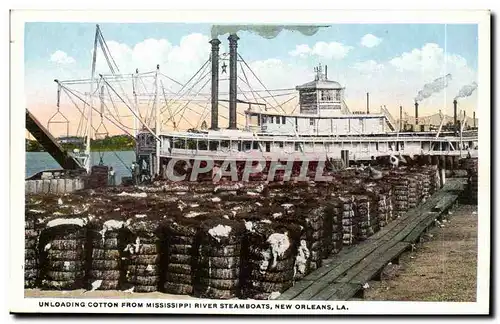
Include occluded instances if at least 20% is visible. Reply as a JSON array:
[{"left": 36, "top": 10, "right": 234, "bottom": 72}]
[
  {"left": 414, "top": 101, "right": 419, "bottom": 125},
  {"left": 210, "top": 39, "right": 221, "bottom": 130},
  {"left": 325, "top": 65, "right": 328, "bottom": 79},
  {"left": 399, "top": 106, "right": 403, "bottom": 131},
  {"left": 366, "top": 93, "right": 370, "bottom": 114},
  {"left": 453, "top": 99, "right": 458, "bottom": 130},
  {"left": 473, "top": 111, "right": 476, "bottom": 127},
  {"left": 228, "top": 33, "right": 239, "bottom": 130}
]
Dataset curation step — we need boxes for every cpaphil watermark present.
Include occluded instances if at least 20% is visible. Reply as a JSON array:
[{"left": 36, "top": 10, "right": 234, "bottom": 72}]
[{"left": 162, "top": 156, "right": 333, "bottom": 183}]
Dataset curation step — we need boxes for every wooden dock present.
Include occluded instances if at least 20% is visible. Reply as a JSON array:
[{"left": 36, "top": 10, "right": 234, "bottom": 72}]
[{"left": 278, "top": 178, "right": 465, "bottom": 301}]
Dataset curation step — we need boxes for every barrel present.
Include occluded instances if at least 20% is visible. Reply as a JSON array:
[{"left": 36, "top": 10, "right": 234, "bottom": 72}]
[
  {"left": 453, "top": 156, "right": 460, "bottom": 170},
  {"left": 425, "top": 155, "right": 432, "bottom": 165},
  {"left": 439, "top": 156, "right": 446, "bottom": 169},
  {"left": 341, "top": 150, "right": 350, "bottom": 168},
  {"left": 56, "top": 179, "right": 66, "bottom": 194},
  {"left": 431, "top": 155, "right": 439, "bottom": 166},
  {"left": 25, "top": 180, "right": 36, "bottom": 194},
  {"left": 65, "top": 178, "right": 74, "bottom": 192},
  {"left": 50, "top": 179, "right": 58, "bottom": 193},
  {"left": 446, "top": 156, "right": 454, "bottom": 171},
  {"left": 42, "top": 180, "right": 51, "bottom": 194},
  {"left": 35, "top": 180, "right": 43, "bottom": 194}
]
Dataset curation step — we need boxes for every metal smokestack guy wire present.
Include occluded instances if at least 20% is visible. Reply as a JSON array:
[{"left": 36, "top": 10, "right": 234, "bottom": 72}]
[
  {"left": 210, "top": 38, "right": 221, "bottom": 130},
  {"left": 399, "top": 106, "right": 403, "bottom": 131},
  {"left": 414, "top": 101, "right": 419, "bottom": 125},
  {"left": 228, "top": 33, "right": 239, "bottom": 130},
  {"left": 366, "top": 93, "right": 369, "bottom": 114},
  {"left": 453, "top": 99, "right": 458, "bottom": 130}
]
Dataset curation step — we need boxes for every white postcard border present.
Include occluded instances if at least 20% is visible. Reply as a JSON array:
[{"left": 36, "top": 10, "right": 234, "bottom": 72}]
[{"left": 9, "top": 9, "right": 491, "bottom": 315}]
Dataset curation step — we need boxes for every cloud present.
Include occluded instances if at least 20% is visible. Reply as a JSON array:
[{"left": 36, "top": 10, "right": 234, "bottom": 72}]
[
  {"left": 247, "top": 58, "right": 310, "bottom": 90},
  {"left": 32, "top": 38, "right": 478, "bottom": 134},
  {"left": 352, "top": 60, "right": 384, "bottom": 74},
  {"left": 360, "top": 34, "right": 382, "bottom": 48},
  {"left": 49, "top": 50, "right": 75, "bottom": 65},
  {"left": 388, "top": 43, "right": 475, "bottom": 98},
  {"left": 289, "top": 41, "right": 353, "bottom": 60},
  {"left": 93, "top": 33, "right": 211, "bottom": 83},
  {"left": 388, "top": 43, "right": 468, "bottom": 74},
  {"left": 289, "top": 44, "right": 311, "bottom": 57}
]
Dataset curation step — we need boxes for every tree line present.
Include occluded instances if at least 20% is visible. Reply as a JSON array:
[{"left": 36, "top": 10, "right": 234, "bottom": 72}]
[{"left": 25, "top": 135, "right": 135, "bottom": 152}]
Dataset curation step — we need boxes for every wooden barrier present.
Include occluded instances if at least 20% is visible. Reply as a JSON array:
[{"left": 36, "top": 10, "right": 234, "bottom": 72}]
[{"left": 25, "top": 178, "right": 85, "bottom": 195}]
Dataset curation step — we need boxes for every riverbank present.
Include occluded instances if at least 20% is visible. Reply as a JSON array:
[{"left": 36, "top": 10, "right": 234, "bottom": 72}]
[
  {"left": 362, "top": 203, "right": 477, "bottom": 302},
  {"left": 26, "top": 151, "right": 135, "bottom": 185}
]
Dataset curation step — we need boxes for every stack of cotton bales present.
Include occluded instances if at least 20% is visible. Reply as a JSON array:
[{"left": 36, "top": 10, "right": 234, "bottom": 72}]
[
  {"left": 38, "top": 215, "right": 88, "bottom": 290},
  {"left": 242, "top": 220, "right": 301, "bottom": 300},
  {"left": 195, "top": 218, "right": 245, "bottom": 299}
]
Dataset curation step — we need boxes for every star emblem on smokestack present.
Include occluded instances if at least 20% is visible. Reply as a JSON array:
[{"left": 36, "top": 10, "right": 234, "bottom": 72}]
[{"left": 221, "top": 62, "right": 227, "bottom": 74}]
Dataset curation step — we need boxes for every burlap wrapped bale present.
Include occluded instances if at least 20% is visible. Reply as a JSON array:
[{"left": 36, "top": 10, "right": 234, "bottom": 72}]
[
  {"left": 407, "top": 174, "right": 424, "bottom": 209},
  {"left": 86, "top": 216, "right": 129, "bottom": 291},
  {"left": 352, "top": 195, "right": 378, "bottom": 241},
  {"left": 87, "top": 165, "right": 109, "bottom": 189},
  {"left": 338, "top": 195, "right": 358, "bottom": 246},
  {"left": 329, "top": 197, "right": 345, "bottom": 255},
  {"left": 24, "top": 206, "right": 46, "bottom": 288},
  {"left": 386, "top": 172, "right": 411, "bottom": 218},
  {"left": 259, "top": 198, "right": 319, "bottom": 276},
  {"left": 241, "top": 220, "right": 301, "bottom": 300},
  {"left": 161, "top": 216, "right": 206, "bottom": 295},
  {"left": 194, "top": 218, "right": 245, "bottom": 299},
  {"left": 38, "top": 217, "right": 88, "bottom": 290},
  {"left": 463, "top": 158, "right": 478, "bottom": 204},
  {"left": 123, "top": 217, "right": 163, "bottom": 293},
  {"left": 364, "top": 182, "right": 391, "bottom": 228},
  {"left": 287, "top": 202, "right": 330, "bottom": 272}
]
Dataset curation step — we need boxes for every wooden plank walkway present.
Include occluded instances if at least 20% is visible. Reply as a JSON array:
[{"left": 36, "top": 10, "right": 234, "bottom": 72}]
[{"left": 277, "top": 178, "right": 465, "bottom": 301}]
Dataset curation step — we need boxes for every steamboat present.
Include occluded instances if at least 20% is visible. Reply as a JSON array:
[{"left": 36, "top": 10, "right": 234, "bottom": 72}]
[
  {"left": 27, "top": 25, "right": 478, "bottom": 181},
  {"left": 134, "top": 34, "right": 478, "bottom": 179}
]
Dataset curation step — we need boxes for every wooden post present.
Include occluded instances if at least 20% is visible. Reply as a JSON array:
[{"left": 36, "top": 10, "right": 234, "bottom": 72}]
[{"left": 440, "top": 168, "right": 446, "bottom": 188}]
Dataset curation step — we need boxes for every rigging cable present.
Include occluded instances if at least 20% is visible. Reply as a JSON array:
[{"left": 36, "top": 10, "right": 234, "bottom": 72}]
[
  {"left": 160, "top": 80, "right": 176, "bottom": 129},
  {"left": 166, "top": 64, "right": 211, "bottom": 121},
  {"left": 59, "top": 83, "right": 136, "bottom": 139},
  {"left": 160, "top": 72, "right": 184, "bottom": 87},
  {"left": 174, "top": 73, "right": 214, "bottom": 128},
  {"left": 100, "top": 77, "right": 160, "bottom": 140},
  {"left": 159, "top": 58, "right": 210, "bottom": 115},
  {"left": 238, "top": 54, "right": 287, "bottom": 114},
  {"left": 97, "top": 26, "right": 120, "bottom": 73},
  {"left": 104, "top": 83, "right": 123, "bottom": 123},
  {"left": 161, "top": 68, "right": 211, "bottom": 127},
  {"left": 239, "top": 60, "right": 260, "bottom": 105}
]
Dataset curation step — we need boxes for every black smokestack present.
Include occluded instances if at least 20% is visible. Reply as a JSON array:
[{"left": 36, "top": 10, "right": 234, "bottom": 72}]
[
  {"left": 366, "top": 93, "right": 369, "bottom": 114},
  {"left": 473, "top": 111, "right": 476, "bottom": 127},
  {"left": 414, "top": 101, "right": 419, "bottom": 125},
  {"left": 399, "top": 106, "right": 403, "bottom": 131},
  {"left": 325, "top": 65, "right": 328, "bottom": 79},
  {"left": 210, "top": 38, "right": 221, "bottom": 130},
  {"left": 453, "top": 99, "right": 458, "bottom": 129},
  {"left": 228, "top": 33, "right": 239, "bottom": 130}
]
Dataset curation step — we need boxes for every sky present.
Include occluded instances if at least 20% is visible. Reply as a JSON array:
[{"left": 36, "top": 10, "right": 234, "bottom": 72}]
[{"left": 24, "top": 22, "right": 479, "bottom": 137}]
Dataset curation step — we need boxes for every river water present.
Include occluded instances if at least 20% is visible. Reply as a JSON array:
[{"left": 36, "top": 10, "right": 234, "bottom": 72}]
[{"left": 25, "top": 151, "right": 136, "bottom": 185}]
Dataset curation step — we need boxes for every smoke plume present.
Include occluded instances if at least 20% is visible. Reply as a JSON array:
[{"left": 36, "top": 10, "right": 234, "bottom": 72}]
[
  {"left": 210, "top": 25, "right": 329, "bottom": 39},
  {"left": 455, "top": 82, "right": 478, "bottom": 99},
  {"left": 415, "top": 73, "right": 452, "bottom": 102}
]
